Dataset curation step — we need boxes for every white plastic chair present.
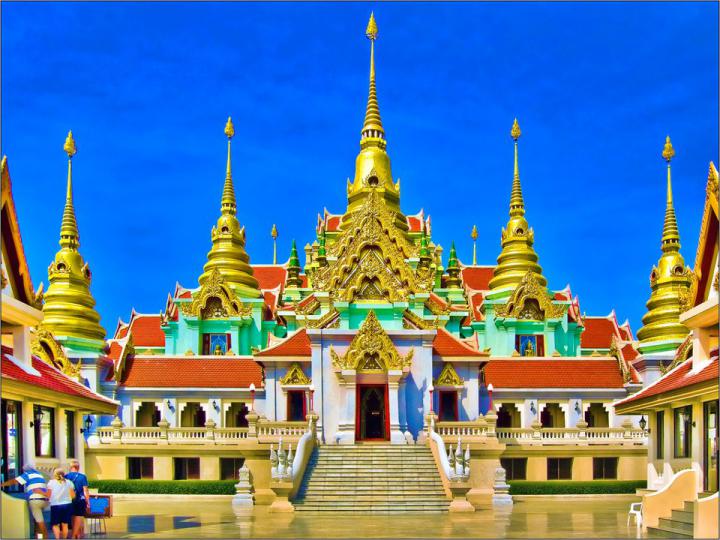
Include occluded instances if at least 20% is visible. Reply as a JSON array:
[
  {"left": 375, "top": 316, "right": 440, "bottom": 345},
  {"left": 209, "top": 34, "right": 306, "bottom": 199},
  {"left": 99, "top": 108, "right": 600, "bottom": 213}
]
[{"left": 627, "top": 502, "right": 642, "bottom": 526}]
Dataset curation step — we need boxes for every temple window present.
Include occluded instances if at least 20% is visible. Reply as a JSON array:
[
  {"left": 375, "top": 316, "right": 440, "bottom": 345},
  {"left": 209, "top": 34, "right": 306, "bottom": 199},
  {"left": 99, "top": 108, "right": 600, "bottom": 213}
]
[
  {"left": 593, "top": 457, "right": 618, "bottom": 479},
  {"left": 220, "top": 458, "right": 245, "bottom": 480},
  {"left": 180, "top": 403, "right": 206, "bottom": 427},
  {"left": 203, "top": 333, "right": 230, "bottom": 355},
  {"left": 547, "top": 457, "right": 572, "bottom": 480},
  {"left": 287, "top": 390, "right": 306, "bottom": 421},
  {"left": 438, "top": 391, "right": 459, "bottom": 421},
  {"left": 33, "top": 405, "right": 55, "bottom": 457},
  {"left": 656, "top": 411, "right": 665, "bottom": 459},
  {"left": 135, "top": 402, "right": 161, "bottom": 427},
  {"left": 674, "top": 405, "right": 692, "bottom": 458},
  {"left": 225, "top": 403, "right": 249, "bottom": 428},
  {"left": 540, "top": 403, "right": 565, "bottom": 428},
  {"left": 497, "top": 403, "right": 521, "bottom": 428},
  {"left": 174, "top": 457, "right": 200, "bottom": 480},
  {"left": 584, "top": 403, "right": 609, "bottom": 428},
  {"left": 516, "top": 335, "right": 544, "bottom": 356},
  {"left": 65, "top": 410, "right": 76, "bottom": 458},
  {"left": 128, "top": 457, "right": 153, "bottom": 479},
  {"left": 500, "top": 458, "right": 527, "bottom": 480}
]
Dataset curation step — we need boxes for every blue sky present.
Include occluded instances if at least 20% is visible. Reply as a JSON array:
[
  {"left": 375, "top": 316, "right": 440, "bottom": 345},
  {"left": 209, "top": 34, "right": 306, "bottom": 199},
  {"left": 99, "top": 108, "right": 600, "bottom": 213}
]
[{"left": 2, "top": 2, "right": 718, "bottom": 335}]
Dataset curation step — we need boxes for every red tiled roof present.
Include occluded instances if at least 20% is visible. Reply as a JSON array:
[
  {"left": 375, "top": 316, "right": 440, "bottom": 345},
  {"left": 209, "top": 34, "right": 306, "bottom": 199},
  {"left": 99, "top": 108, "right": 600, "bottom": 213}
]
[
  {"left": 621, "top": 343, "right": 639, "bottom": 361},
  {"left": 485, "top": 359, "right": 626, "bottom": 388},
  {"left": 581, "top": 317, "right": 618, "bottom": 349},
  {"left": 178, "top": 290, "right": 192, "bottom": 299},
  {"left": 255, "top": 329, "right": 311, "bottom": 357},
  {"left": 107, "top": 341, "right": 123, "bottom": 361},
  {"left": 253, "top": 265, "right": 287, "bottom": 291},
  {"left": 468, "top": 292, "right": 485, "bottom": 321},
  {"left": 129, "top": 315, "right": 165, "bottom": 347},
  {"left": 433, "top": 328, "right": 487, "bottom": 357},
  {"left": 619, "top": 325, "right": 633, "bottom": 341},
  {"left": 116, "top": 326, "right": 129, "bottom": 339},
  {"left": 119, "top": 356, "right": 264, "bottom": 388},
  {"left": 2, "top": 347, "right": 118, "bottom": 407},
  {"left": 325, "top": 215, "right": 341, "bottom": 232},
  {"left": 407, "top": 216, "right": 422, "bottom": 232},
  {"left": 616, "top": 353, "right": 719, "bottom": 407},
  {"left": 461, "top": 267, "right": 495, "bottom": 291}
]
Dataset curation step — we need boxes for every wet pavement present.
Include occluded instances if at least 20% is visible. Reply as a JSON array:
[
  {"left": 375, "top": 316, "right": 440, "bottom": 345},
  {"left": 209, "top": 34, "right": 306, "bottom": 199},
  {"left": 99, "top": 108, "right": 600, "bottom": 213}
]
[{"left": 96, "top": 496, "right": 645, "bottom": 538}]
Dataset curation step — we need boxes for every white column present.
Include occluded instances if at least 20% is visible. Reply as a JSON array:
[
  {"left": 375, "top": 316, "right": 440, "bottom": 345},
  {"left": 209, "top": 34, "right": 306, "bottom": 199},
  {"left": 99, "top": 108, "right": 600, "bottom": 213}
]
[
  {"left": 387, "top": 373, "right": 405, "bottom": 444},
  {"left": 21, "top": 401, "right": 35, "bottom": 464},
  {"left": 398, "top": 379, "right": 408, "bottom": 433},
  {"left": 56, "top": 407, "right": 68, "bottom": 462}
]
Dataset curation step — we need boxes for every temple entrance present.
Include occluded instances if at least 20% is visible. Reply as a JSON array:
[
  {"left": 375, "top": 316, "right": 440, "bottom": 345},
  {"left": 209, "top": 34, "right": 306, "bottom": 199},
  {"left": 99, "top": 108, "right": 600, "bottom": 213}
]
[{"left": 356, "top": 385, "right": 389, "bottom": 441}]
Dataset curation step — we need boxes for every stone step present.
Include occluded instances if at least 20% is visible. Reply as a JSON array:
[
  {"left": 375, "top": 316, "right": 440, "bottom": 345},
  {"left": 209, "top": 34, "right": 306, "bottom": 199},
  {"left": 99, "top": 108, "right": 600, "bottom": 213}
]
[
  {"left": 657, "top": 518, "right": 693, "bottom": 534},
  {"left": 646, "top": 525, "right": 693, "bottom": 538},
  {"left": 683, "top": 500, "right": 696, "bottom": 513},
  {"left": 670, "top": 509, "right": 694, "bottom": 524}
]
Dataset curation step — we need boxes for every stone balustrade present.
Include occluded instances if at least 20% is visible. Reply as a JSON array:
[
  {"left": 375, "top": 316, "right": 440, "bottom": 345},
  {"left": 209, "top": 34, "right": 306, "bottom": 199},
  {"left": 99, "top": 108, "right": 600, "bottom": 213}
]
[
  {"left": 496, "top": 425, "right": 646, "bottom": 445},
  {"left": 93, "top": 416, "right": 307, "bottom": 446}
]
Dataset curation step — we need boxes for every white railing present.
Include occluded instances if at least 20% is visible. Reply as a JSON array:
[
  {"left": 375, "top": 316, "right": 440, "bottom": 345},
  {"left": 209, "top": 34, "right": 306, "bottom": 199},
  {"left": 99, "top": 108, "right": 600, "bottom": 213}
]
[
  {"left": 435, "top": 420, "right": 489, "bottom": 439},
  {"left": 496, "top": 426, "right": 646, "bottom": 444}
]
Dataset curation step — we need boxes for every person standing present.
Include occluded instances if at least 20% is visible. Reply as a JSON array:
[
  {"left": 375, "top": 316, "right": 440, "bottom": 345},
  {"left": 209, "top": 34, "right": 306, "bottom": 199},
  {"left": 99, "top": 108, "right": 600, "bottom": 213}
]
[
  {"left": 0, "top": 463, "right": 49, "bottom": 539},
  {"left": 65, "top": 460, "right": 89, "bottom": 539},
  {"left": 46, "top": 468, "right": 75, "bottom": 539}
]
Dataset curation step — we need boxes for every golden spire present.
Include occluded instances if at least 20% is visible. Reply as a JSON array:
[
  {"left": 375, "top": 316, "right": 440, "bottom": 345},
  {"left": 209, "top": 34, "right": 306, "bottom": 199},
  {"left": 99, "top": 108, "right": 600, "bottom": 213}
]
[
  {"left": 489, "top": 119, "right": 547, "bottom": 292},
  {"left": 471, "top": 224, "right": 478, "bottom": 265},
  {"left": 344, "top": 13, "right": 405, "bottom": 232},
  {"left": 221, "top": 117, "right": 236, "bottom": 215},
  {"left": 42, "top": 131, "right": 105, "bottom": 348},
  {"left": 198, "top": 118, "right": 260, "bottom": 298},
  {"left": 60, "top": 131, "right": 79, "bottom": 249},
  {"left": 637, "top": 136, "right": 691, "bottom": 351},
  {"left": 271, "top": 224, "right": 278, "bottom": 264}
]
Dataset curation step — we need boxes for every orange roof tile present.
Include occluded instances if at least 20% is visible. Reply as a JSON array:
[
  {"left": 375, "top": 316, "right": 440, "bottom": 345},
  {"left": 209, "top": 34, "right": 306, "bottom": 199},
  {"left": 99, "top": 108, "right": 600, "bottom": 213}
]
[
  {"left": 252, "top": 265, "right": 287, "bottom": 291},
  {"left": 129, "top": 315, "right": 165, "bottom": 347},
  {"left": 485, "top": 359, "right": 626, "bottom": 388},
  {"left": 119, "top": 356, "right": 263, "bottom": 388},
  {"left": 581, "top": 317, "right": 618, "bottom": 349},
  {"left": 433, "top": 328, "right": 487, "bottom": 357},
  {"left": 616, "top": 353, "right": 718, "bottom": 407},
  {"left": 255, "top": 329, "right": 311, "bottom": 357},
  {"left": 461, "top": 267, "right": 495, "bottom": 291}
]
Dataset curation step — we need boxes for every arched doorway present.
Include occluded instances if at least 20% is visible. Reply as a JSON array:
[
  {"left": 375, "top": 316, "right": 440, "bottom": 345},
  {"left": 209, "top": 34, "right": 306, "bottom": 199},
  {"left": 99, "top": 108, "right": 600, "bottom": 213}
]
[{"left": 356, "top": 385, "right": 389, "bottom": 440}]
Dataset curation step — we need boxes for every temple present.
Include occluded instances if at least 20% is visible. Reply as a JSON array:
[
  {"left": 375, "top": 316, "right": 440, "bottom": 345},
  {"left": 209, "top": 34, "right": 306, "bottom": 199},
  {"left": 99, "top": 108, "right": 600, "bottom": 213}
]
[{"left": 2, "top": 13, "right": 715, "bottom": 519}]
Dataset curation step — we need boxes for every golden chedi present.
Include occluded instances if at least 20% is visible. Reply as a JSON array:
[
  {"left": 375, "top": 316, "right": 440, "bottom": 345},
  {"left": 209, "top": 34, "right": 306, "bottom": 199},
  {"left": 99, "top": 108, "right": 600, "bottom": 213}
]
[
  {"left": 637, "top": 136, "right": 693, "bottom": 351},
  {"left": 343, "top": 12, "right": 407, "bottom": 234},
  {"left": 489, "top": 119, "right": 547, "bottom": 292},
  {"left": 198, "top": 117, "right": 260, "bottom": 298},
  {"left": 41, "top": 131, "right": 105, "bottom": 348}
]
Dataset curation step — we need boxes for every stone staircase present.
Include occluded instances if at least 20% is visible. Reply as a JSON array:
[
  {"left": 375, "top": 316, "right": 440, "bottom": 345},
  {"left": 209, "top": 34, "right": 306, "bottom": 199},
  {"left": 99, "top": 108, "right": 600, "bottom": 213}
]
[
  {"left": 647, "top": 500, "right": 695, "bottom": 538},
  {"left": 293, "top": 444, "right": 450, "bottom": 513}
]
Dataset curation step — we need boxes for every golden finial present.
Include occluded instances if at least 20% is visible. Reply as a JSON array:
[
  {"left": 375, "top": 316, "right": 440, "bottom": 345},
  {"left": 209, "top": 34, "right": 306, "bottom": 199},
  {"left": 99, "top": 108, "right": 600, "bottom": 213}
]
[
  {"left": 471, "top": 225, "right": 478, "bottom": 266},
  {"left": 225, "top": 116, "right": 235, "bottom": 139},
  {"left": 366, "top": 12, "right": 378, "bottom": 40},
  {"left": 64, "top": 131, "right": 77, "bottom": 158},
  {"left": 511, "top": 118, "right": 521, "bottom": 141},
  {"left": 662, "top": 135, "right": 675, "bottom": 162},
  {"left": 271, "top": 224, "right": 278, "bottom": 264}
]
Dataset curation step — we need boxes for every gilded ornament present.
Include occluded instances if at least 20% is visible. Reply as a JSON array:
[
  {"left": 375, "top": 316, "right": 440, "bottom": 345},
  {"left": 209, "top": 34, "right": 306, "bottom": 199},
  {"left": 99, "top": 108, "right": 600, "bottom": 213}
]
[
  {"left": 31, "top": 326, "right": 80, "bottom": 379},
  {"left": 329, "top": 311, "right": 413, "bottom": 372},
  {"left": 494, "top": 271, "right": 566, "bottom": 320},
  {"left": 305, "top": 308, "right": 341, "bottom": 329},
  {"left": 661, "top": 335, "right": 693, "bottom": 374},
  {"left": 181, "top": 268, "right": 253, "bottom": 318},
  {"left": 296, "top": 296, "right": 321, "bottom": 316},
  {"left": 609, "top": 338, "right": 632, "bottom": 383},
  {"left": 662, "top": 135, "right": 675, "bottom": 162},
  {"left": 279, "top": 363, "right": 312, "bottom": 386},
  {"left": 402, "top": 309, "right": 441, "bottom": 330},
  {"left": 434, "top": 363, "right": 464, "bottom": 387},
  {"left": 0, "top": 265, "right": 7, "bottom": 290},
  {"left": 64, "top": 131, "right": 77, "bottom": 157}
]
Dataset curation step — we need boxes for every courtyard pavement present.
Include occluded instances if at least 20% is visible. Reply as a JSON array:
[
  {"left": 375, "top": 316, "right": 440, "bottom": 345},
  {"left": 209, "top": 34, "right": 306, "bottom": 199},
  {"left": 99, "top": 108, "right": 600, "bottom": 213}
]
[{"left": 97, "top": 496, "right": 644, "bottom": 538}]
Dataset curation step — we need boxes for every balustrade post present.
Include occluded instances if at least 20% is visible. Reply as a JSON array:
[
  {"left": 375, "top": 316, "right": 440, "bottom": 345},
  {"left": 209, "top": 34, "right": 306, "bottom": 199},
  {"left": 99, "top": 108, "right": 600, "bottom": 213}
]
[
  {"left": 621, "top": 418, "right": 634, "bottom": 440},
  {"left": 111, "top": 417, "right": 123, "bottom": 442},
  {"left": 576, "top": 420, "right": 588, "bottom": 440},
  {"left": 531, "top": 419, "right": 543, "bottom": 440},
  {"left": 205, "top": 419, "right": 216, "bottom": 444},
  {"left": 247, "top": 411, "right": 259, "bottom": 438},
  {"left": 485, "top": 408, "right": 497, "bottom": 438},
  {"left": 158, "top": 419, "right": 170, "bottom": 445}
]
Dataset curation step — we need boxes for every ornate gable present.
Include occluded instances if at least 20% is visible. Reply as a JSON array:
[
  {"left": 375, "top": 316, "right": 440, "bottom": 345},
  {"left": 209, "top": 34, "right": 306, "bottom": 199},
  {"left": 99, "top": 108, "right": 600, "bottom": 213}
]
[
  {"left": 31, "top": 326, "right": 80, "bottom": 379},
  {"left": 434, "top": 363, "right": 464, "bottom": 388},
  {"left": 180, "top": 268, "right": 252, "bottom": 319},
  {"left": 330, "top": 310, "right": 414, "bottom": 372},
  {"left": 494, "top": 271, "right": 565, "bottom": 320},
  {"left": 310, "top": 191, "right": 434, "bottom": 302},
  {"left": 279, "top": 362, "right": 311, "bottom": 386}
]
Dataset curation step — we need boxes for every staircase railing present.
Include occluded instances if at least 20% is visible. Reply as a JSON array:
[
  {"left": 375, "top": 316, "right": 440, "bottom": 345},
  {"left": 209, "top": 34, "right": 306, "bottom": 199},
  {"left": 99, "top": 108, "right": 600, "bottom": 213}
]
[
  {"left": 642, "top": 468, "right": 698, "bottom": 530},
  {"left": 694, "top": 492, "right": 719, "bottom": 539}
]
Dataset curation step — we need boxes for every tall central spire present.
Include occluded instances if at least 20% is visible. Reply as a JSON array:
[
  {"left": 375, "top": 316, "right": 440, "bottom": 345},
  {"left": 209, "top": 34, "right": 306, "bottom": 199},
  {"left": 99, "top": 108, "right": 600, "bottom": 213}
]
[
  {"left": 60, "top": 131, "right": 80, "bottom": 249},
  {"left": 344, "top": 13, "right": 405, "bottom": 231},
  {"left": 362, "top": 12, "right": 384, "bottom": 140},
  {"left": 489, "top": 119, "right": 547, "bottom": 293},
  {"left": 42, "top": 130, "right": 106, "bottom": 348},
  {"left": 198, "top": 117, "right": 260, "bottom": 298},
  {"left": 661, "top": 136, "right": 680, "bottom": 252}
]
